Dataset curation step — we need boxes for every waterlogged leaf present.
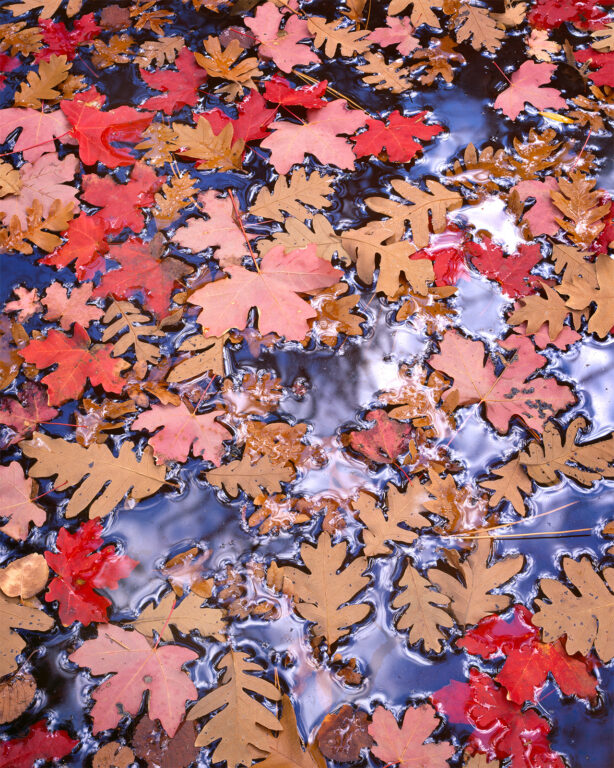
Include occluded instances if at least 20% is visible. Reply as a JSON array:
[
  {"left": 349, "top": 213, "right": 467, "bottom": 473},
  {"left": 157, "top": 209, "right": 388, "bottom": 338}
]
[
  {"left": 533, "top": 556, "right": 614, "bottom": 663},
  {"left": 428, "top": 331, "right": 575, "bottom": 434},
  {"left": 187, "top": 649, "right": 282, "bottom": 764},
  {"left": 21, "top": 433, "right": 167, "bottom": 519},
  {"left": 551, "top": 172, "right": 611, "bottom": 249},
  {"left": 131, "top": 718, "right": 198, "bottom": 768},
  {"left": 465, "top": 237, "right": 541, "bottom": 298},
  {"left": 260, "top": 694, "right": 326, "bottom": 768},
  {"left": 0, "top": 721, "right": 77, "bottom": 768},
  {"left": 249, "top": 168, "right": 335, "bottom": 222},
  {"left": 317, "top": 705, "right": 372, "bottom": 761},
  {"left": 129, "top": 591, "right": 224, "bottom": 641},
  {"left": 267, "top": 532, "right": 370, "bottom": 648},
  {"left": 346, "top": 410, "right": 414, "bottom": 465},
  {"left": 69, "top": 623, "right": 198, "bottom": 736},
  {"left": 0, "top": 381, "right": 58, "bottom": 447},
  {"left": 92, "top": 742, "right": 135, "bottom": 768},
  {"left": 0, "top": 673, "right": 36, "bottom": 724},
  {"left": 207, "top": 453, "right": 295, "bottom": 498},
  {"left": 368, "top": 703, "right": 454, "bottom": 768}
]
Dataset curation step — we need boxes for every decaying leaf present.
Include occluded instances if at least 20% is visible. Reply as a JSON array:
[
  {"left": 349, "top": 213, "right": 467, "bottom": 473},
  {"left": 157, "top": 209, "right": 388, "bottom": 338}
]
[
  {"left": 260, "top": 694, "right": 326, "bottom": 768},
  {"left": 249, "top": 168, "right": 335, "bottom": 222},
  {"left": 129, "top": 591, "right": 224, "bottom": 641},
  {"left": 551, "top": 172, "right": 611, "bottom": 248},
  {"left": 0, "top": 673, "right": 36, "bottom": 724},
  {"left": 0, "top": 593, "right": 54, "bottom": 677},
  {"left": 0, "top": 554, "right": 48, "bottom": 599},
  {"left": 207, "top": 453, "right": 295, "bottom": 498}
]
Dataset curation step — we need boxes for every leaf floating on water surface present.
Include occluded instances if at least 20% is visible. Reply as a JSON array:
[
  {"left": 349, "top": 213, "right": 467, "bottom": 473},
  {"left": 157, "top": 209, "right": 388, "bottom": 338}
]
[
  {"left": 0, "top": 593, "right": 54, "bottom": 677},
  {"left": 187, "top": 649, "right": 282, "bottom": 764},
  {"left": 317, "top": 705, "right": 372, "bottom": 762},
  {"left": 260, "top": 694, "right": 327, "bottom": 768}
]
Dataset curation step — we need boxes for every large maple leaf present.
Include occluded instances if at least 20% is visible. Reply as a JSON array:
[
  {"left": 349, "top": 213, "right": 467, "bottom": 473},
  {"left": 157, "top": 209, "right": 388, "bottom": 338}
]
[
  {"left": 45, "top": 519, "right": 137, "bottom": 626},
  {"left": 261, "top": 100, "right": 368, "bottom": 174},
  {"left": 69, "top": 623, "right": 198, "bottom": 736},
  {"left": 466, "top": 237, "right": 541, "bottom": 297},
  {"left": 368, "top": 704, "right": 454, "bottom": 768},
  {"left": 61, "top": 91, "right": 153, "bottom": 167},
  {"left": 81, "top": 162, "right": 163, "bottom": 234},
  {"left": 428, "top": 330, "right": 575, "bottom": 434},
  {"left": 0, "top": 107, "right": 71, "bottom": 161},
  {"left": 352, "top": 110, "right": 443, "bottom": 163},
  {"left": 21, "top": 323, "right": 128, "bottom": 406},
  {"left": 457, "top": 605, "right": 598, "bottom": 704},
  {"left": 92, "top": 238, "right": 192, "bottom": 317},
  {"left": 37, "top": 13, "right": 99, "bottom": 61},
  {"left": 200, "top": 90, "right": 277, "bottom": 143},
  {"left": 432, "top": 668, "right": 565, "bottom": 768},
  {"left": 189, "top": 243, "right": 342, "bottom": 340},
  {"left": 132, "top": 402, "right": 229, "bottom": 464},
  {"left": 493, "top": 61, "right": 566, "bottom": 120},
  {"left": 140, "top": 48, "right": 207, "bottom": 114},
  {"left": 245, "top": 2, "right": 318, "bottom": 73},
  {"left": 0, "top": 721, "right": 77, "bottom": 768},
  {"left": 40, "top": 212, "right": 109, "bottom": 279}
]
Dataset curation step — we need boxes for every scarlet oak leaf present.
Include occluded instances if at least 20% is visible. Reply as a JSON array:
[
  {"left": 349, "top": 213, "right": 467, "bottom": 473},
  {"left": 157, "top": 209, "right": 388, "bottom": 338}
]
[
  {"left": 0, "top": 382, "right": 58, "bottom": 447},
  {"left": 69, "top": 623, "right": 198, "bottom": 736},
  {"left": 458, "top": 606, "right": 598, "bottom": 705},
  {"left": 132, "top": 403, "right": 229, "bottom": 464},
  {"left": 368, "top": 704, "right": 454, "bottom": 768},
  {"left": 140, "top": 48, "right": 207, "bottom": 114},
  {"left": 20, "top": 323, "right": 128, "bottom": 406},
  {"left": 432, "top": 669, "right": 565, "bottom": 768},
  {"left": 352, "top": 110, "right": 443, "bottom": 163},
  {"left": 40, "top": 213, "right": 109, "bottom": 279},
  {"left": 346, "top": 410, "right": 413, "bottom": 464},
  {"left": 428, "top": 330, "right": 575, "bottom": 434},
  {"left": 0, "top": 721, "right": 77, "bottom": 768},
  {"left": 512, "top": 178, "right": 559, "bottom": 236},
  {"left": 263, "top": 75, "right": 328, "bottom": 108},
  {"left": 81, "top": 162, "right": 163, "bottom": 234},
  {"left": 466, "top": 237, "right": 541, "bottom": 297},
  {"left": 245, "top": 2, "right": 318, "bottom": 72},
  {"left": 494, "top": 61, "right": 566, "bottom": 120},
  {"left": 0, "top": 107, "right": 71, "bottom": 162},
  {"left": 61, "top": 94, "right": 154, "bottom": 167},
  {"left": 41, "top": 282, "right": 103, "bottom": 330},
  {"left": 261, "top": 100, "right": 368, "bottom": 174},
  {"left": 189, "top": 244, "right": 342, "bottom": 340},
  {"left": 92, "top": 238, "right": 192, "bottom": 318},
  {"left": 0, "top": 462, "right": 45, "bottom": 540},
  {"left": 45, "top": 519, "right": 137, "bottom": 626}
]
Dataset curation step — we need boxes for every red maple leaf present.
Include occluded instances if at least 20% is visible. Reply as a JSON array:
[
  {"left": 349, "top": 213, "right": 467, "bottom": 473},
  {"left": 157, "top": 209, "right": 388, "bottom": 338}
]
[
  {"left": 40, "top": 212, "right": 109, "bottom": 279},
  {"left": 352, "top": 110, "right": 443, "bottom": 163},
  {"left": 432, "top": 668, "right": 565, "bottom": 768},
  {"left": 0, "top": 382, "right": 58, "bottom": 448},
  {"left": 575, "top": 47, "right": 614, "bottom": 86},
  {"left": 0, "top": 53, "right": 19, "bottom": 91},
  {"left": 81, "top": 162, "right": 164, "bottom": 234},
  {"left": 200, "top": 89, "right": 277, "bottom": 143},
  {"left": 92, "top": 238, "right": 192, "bottom": 317},
  {"left": 45, "top": 520, "right": 137, "bottom": 626},
  {"left": 263, "top": 75, "right": 328, "bottom": 108},
  {"left": 466, "top": 237, "right": 541, "bottom": 297},
  {"left": 37, "top": 13, "right": 100, "bottom": 61},
  {"left": 0, "top": 721, "right": 77, "bottom": 768},
  {"left": 346, "top": 410, "right": 413, "bottom": 465},
  {"left": 457, "top": 605, "right": 599, "bottom": 705},
  {"left": 61, "top": 89, "right": 153, "bottom": 167},
  {"left": 140, "top": 48, "right": 207, "bottom": 115},
  {"left": 21, "top": 323, "right": 128, "bottom": 406},
  {"left": 529, "top": 0, "right": 614, "bottom": 30},
  {"left": 411, "top": 245, "right": 467, "bottom": 285}
]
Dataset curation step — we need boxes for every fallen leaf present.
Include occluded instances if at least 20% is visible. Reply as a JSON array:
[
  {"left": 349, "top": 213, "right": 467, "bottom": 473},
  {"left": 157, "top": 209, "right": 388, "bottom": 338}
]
[
  {"left": 69, "top": 623, "right": 198, "bottom": 736},
  {"left": 0, "top": 553, "right": 48, "bottom": 599},
  {"left": 0, "top": 673, "right": 36, "bottom": 724},
  {"left": 245, "top": 2, "right": 318, "bottom": 72},
  {"left": 129, "top": 591, "right": 224, "bottom": 641},
  {"left": 346, "top": 410, "right": 414, "bottom": 465},
  {"left": 41, "top": 282, "right": 103, "bottom": 330},
  {"left": 0, "top": 382, "right": 58, "bottom": 447},
  {"left": 0, "top": 721, "right": 77, "bottom": 768},
  {"left": 259, "top": 694, "right": 326, "bottom": 768},
  {"left": 317, "top": 705, "right": 372, "bottom": 761},
  {"left": 493, "top": 61, "right": 566, "bottom": 120},
  {"left": 0, "top": 593, "right": 54, "bottom": 677},
  {"left": 140, "top": 48, "right": 207, "bottom": 114},
  {"left": 352, "top": 110, "right": 443, "bottom": 163},
  {"left": 0, "top": 461, "right": 45, "bottom": 540}
]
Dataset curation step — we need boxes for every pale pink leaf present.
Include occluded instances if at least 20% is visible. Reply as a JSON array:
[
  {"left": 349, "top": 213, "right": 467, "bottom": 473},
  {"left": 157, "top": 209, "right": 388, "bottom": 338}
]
[
  {"left": 494, "top": 61, "right": 566, "bottom": 120},
  {"left": 513, "top": 178, "right": 559, "bottom": 236},
  {"left": 0, "top": 462, "right": 46, "bottom": 541},
  {"left": 245, "top": 2, "right": 318, "bottom": 72},
  {"left": 0, "top": 107, "right": 71, "bottom": 162},
  {"left": 41, "top": 283, "right": 104, "bottom": 331},
  {"left": 367, "top": 16, "right": 419, "bottom": 56},
  {"left": 4, "top": 287, "right": 41, "bottom": 322}
]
